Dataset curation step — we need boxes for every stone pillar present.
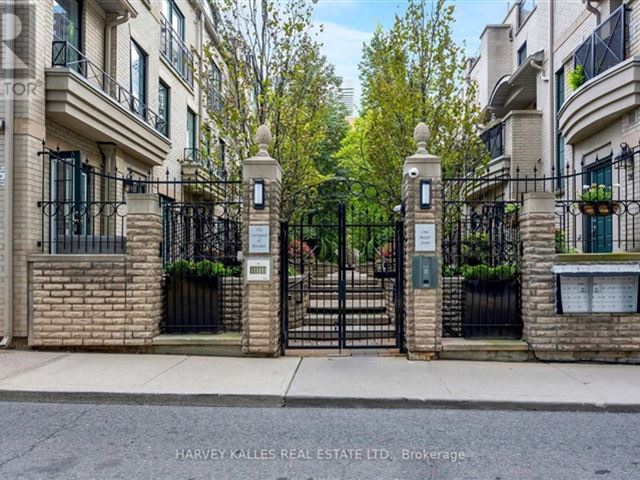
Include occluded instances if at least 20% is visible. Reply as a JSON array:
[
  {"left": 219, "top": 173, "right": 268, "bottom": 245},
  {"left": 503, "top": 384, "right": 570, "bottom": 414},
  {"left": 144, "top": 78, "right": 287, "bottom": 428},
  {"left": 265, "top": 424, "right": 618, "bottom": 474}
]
[
  {"left": 125, "top": 193, "right": 164, "bottom": 347},
  {"left": 520, "top": 192, "right": 556, "bottom": 350},
  {"left": 241, "top": 125, "right": 282, "bottom": 356},
  {"left": 403, "top": 123, "right": 442, "bottom": 360}
]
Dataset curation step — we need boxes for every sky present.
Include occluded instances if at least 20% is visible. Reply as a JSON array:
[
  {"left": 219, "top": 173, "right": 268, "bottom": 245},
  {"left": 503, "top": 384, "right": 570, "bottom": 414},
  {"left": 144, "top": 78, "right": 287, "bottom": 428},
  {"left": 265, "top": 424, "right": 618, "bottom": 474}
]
[{"left": 312, "top": 0, "right": 510, "bottom": 111}]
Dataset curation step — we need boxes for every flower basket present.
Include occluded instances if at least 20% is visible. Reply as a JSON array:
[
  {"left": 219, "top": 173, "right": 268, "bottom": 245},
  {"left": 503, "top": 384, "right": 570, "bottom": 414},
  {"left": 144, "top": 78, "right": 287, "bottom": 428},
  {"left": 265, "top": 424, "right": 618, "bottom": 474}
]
[{"left": 578, "top": 201, "right": 620, "bottom": 217}]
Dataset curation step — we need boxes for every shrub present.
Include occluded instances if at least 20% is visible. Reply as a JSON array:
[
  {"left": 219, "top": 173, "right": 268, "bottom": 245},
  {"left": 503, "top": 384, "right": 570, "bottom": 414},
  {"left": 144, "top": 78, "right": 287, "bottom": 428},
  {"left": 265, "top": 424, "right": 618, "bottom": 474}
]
[
  {"left": 461, "top": 263, "right": 518, "bottom": 281},
  {"left": 165, "top": 260, "right": 242, "bottom": 278},
  {"left": 567, "top": 65, "right": 585, "bottom": 91}
]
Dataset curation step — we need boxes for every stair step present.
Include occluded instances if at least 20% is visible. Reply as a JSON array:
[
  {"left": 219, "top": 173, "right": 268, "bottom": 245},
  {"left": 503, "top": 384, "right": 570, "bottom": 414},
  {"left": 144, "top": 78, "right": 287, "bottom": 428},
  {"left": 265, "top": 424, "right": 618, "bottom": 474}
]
[
  {"left": 288, "top": 325, "right": 397, "bottom": 340},
  {"left": 302, "top": 314, "right": 392, "bottom": 326},
  {"left": 308, "top": 299, "right": 386, "bottom": 312}
]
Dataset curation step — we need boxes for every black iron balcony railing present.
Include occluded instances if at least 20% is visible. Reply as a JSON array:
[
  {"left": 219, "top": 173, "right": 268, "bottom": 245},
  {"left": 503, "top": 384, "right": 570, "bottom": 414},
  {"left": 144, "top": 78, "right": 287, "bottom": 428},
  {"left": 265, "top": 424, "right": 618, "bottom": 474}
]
[
  {"left": 574, "top": 5, "right": 626, "bottom": 83},
  {"left": 480, "top": 122, "right": 504, "bottom": 160},
  {"left": 51, "top": 41, "right": 168, "bottom": 136},
  {"left": 160, "top": 16, "right": 194, "bottom": 87},
  {"left": 183, "top": 148, "right": 226, "bottom": 179}
]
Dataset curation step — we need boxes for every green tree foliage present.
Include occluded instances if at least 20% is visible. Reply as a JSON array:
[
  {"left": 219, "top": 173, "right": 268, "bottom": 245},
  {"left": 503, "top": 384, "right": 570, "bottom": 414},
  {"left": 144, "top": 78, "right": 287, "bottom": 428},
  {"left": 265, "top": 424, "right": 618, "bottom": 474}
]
[
  {"left": 202, "top": 0, "right": 348, "bottom": 215},
  {"left": 338, "top": 0, "right": 488, "bottom": 203}
]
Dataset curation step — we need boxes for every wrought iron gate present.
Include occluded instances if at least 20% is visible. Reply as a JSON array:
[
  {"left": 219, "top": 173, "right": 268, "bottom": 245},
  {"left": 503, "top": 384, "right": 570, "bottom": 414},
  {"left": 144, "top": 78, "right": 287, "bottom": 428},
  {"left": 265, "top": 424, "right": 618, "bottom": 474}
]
[
  {"left": 442, "top": 176, "right": 523, "bottom": 339},
  {"left": 280, "top": 180, "right": 404, "bottom": 350}
]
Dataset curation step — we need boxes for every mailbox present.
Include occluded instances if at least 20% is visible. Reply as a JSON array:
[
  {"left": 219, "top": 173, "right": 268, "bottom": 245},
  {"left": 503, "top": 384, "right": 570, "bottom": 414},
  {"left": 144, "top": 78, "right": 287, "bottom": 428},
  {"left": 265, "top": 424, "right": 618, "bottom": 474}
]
[{"left": 412, "top": 256, "right": 439, "bottom": 289}]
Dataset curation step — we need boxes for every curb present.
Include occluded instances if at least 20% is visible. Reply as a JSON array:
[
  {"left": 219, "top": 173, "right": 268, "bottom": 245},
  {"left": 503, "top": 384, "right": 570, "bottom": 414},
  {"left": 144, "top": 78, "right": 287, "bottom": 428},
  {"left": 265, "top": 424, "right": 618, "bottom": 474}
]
[{"left": 2, "top": 390, "right": 640, "bottom": 413}]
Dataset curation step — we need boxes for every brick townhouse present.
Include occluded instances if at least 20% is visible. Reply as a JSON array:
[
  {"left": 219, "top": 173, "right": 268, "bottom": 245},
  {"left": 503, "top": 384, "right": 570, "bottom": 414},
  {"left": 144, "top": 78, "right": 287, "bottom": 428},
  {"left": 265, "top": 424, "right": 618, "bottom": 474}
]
[
  {"left": 0, "top": 0, "right": 229, "bottom": 347},
  {"left": 466, "top": 0, "right": 640, "bottom": 254}
]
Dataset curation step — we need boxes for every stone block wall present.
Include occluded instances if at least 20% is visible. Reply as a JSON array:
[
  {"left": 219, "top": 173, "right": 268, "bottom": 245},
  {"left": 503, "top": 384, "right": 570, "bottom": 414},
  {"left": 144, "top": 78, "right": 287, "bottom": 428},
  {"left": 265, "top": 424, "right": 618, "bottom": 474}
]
[
  {"left": 28, "top": 194, "right": 164, "bottom": 350},
  {"left": 30, "top": 256, "right": 129, "bottom": 347},
  {"left": 521, "top": 193, "right": 640, "bottom": 363},
  {"left": 403, "top": 174, "right": 442, "bottom": 358},
  {"left": 241, "top": 175, "right": 281, "bottom": 356}
]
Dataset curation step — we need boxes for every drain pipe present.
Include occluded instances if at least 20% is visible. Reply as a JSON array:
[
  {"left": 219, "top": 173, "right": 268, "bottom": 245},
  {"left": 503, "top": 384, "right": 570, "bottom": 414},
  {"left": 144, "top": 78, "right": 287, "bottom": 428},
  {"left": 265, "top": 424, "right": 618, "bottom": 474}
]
[
  {"left": 1, "top": 0, "right": 15, "bottom": 348},
  {"left": 582, "top": 0, "right": 601, "bottom": 25},
  {"left": 104, "top": 12, "right": 130, "bottom": 77},
  {"left": 530, "top": 60, "right": 549, "bottom": 82},
  {"left": 549, "top": 0, "right": 555, "bottom": 179}
]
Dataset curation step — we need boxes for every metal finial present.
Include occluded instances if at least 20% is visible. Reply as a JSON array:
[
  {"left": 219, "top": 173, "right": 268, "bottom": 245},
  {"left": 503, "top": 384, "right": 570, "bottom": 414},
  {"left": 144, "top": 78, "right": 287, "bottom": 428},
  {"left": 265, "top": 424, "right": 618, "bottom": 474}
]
[
  {"left": 255, "top": 124, "right": 272, "bottom": 155},
  {"left": 413, "top": 122, "right": 430, "bottom": 153}
]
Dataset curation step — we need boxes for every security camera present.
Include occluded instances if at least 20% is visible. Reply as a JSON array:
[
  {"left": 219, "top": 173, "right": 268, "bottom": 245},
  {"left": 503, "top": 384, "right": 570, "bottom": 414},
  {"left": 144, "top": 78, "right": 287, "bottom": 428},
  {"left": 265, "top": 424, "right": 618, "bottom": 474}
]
[{"left": 408, "top": 167, "right": 419, "bottom": 178}]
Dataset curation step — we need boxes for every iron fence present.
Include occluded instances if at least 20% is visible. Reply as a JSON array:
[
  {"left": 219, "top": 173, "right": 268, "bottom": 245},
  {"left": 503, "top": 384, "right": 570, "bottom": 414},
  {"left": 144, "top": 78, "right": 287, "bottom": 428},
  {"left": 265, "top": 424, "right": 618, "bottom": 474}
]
[
  {"left": 51, "top": 41, "right": 168, "bottom": 136},
  {"left": 574, "top": 5, "right": 626, "bottom": 82}
]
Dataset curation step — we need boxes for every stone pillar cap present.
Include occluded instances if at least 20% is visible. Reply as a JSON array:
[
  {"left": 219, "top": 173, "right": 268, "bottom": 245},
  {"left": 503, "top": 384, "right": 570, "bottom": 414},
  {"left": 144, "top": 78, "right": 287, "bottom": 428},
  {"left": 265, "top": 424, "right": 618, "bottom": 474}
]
[{"left": 255, "top": 124, "right": 272, "bottom": 157}]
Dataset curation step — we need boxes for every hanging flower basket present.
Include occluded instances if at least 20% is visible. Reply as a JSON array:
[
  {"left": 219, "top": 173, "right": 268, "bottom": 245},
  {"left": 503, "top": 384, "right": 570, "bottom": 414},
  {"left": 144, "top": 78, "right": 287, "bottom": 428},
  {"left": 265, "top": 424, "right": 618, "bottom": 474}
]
[{"left": 578, "top": 201, "right": 620, "bottom": 217}]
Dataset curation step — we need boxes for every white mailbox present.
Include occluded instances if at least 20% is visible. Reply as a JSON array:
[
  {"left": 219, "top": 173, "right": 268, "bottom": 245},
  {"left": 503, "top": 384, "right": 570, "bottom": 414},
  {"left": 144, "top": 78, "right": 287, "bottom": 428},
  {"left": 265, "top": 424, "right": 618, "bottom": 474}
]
[
  {"left": 554, "top": 264, "right": 640, "bottom": 314},
  {"left": 245, "top": 257, "right": 271, "bottom": 282}
]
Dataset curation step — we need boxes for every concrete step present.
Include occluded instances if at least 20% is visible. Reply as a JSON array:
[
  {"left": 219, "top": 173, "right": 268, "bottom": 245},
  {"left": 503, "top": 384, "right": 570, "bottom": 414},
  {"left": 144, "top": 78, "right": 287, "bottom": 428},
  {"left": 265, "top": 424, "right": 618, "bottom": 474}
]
[
  {"left": 303, "top": 313, "right": 392, "bottom": 326},
  {"left": 308, "top": 299, "right": 387, "bottom": 312},
  {"left": 287, "top": 325, "right": 397, "bottom": 341},
  {"left": 308, "top": 291, "right": 387, "bottom": 301}
]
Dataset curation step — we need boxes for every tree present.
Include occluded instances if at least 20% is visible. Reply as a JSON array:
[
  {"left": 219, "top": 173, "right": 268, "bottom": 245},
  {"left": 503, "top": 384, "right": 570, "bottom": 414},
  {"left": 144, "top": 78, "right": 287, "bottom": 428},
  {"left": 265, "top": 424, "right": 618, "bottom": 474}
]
[
  {"left": 201, "top": 0, "right": 347, "bottom": 215},
  {"left": 338, "top": 0, "right": 487, "bottom": 203}
]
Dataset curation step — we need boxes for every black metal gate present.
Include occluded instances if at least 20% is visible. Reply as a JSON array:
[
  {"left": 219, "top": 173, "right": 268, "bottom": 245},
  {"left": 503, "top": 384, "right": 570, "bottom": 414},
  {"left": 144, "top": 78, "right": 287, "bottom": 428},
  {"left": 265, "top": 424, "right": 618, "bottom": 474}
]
[
  {"left": 442, "top": 176, "right": 523, "bottom": 339},
  {"left": 280, "top": 180, "right": 404, "bottom": 350}
]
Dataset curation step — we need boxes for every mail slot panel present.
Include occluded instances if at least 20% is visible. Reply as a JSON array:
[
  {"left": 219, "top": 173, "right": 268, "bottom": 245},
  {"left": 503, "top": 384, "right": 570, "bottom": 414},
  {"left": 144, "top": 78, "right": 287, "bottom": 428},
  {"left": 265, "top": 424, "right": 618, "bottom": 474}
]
[{"left": 412, "top": 256, "right": 438, "bottom": 289}]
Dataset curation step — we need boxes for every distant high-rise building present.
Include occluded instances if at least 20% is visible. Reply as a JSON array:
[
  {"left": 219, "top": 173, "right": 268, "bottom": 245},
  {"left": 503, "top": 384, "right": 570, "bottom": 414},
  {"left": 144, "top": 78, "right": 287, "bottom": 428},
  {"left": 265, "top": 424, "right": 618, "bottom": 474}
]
[{"left": 338, "top": 78, "right": 355, "bottom": 115}]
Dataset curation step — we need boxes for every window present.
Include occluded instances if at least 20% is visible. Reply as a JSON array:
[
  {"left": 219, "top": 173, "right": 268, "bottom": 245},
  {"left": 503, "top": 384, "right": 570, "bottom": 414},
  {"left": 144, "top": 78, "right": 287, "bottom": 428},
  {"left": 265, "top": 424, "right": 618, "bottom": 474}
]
[
  {"left": 518, "top": 0, "right": 536, "bottom": 27},
  {"left": 160, "top": 0, "right": 192, "bottom": 85},
  {"left": 130, "top": 41, "right": 148, "bottom": 118},
  {"left": 517, "top": 42, "right": 527, "bottom": 66},
  {"left": 51, "top": 151, "right": 93, "bottom": 240},
  {"left": 187, "top": 109, "right": 197, "bottom": 152},
  {"left": 53, "top": 0, "right": 82, "bottom": 72},
  {"left": 208, "top": 62, "right": 223, "bottom": 112},
  {"left": 162, "top": 0, "right": 184, "bottom": 39},
  {"left": 555, "top": 68, "right": 566, "bottom": 187},
  {"left": 158, "top": 81, "right": 170, "bottom": 137},
  {"left": 53, "top": 0, "right": 80, "bottom": 46}
]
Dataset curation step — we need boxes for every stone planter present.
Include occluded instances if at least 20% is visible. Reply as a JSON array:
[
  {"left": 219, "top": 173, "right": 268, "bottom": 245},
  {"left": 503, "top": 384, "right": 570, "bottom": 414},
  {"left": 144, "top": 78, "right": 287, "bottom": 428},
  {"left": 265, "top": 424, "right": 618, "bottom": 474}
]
[
  {"left": 165, "top": 274, "right": 221, "bottom": 334},
  {"left": 462, "top": 279, "right": 520, "bottom": 339}
]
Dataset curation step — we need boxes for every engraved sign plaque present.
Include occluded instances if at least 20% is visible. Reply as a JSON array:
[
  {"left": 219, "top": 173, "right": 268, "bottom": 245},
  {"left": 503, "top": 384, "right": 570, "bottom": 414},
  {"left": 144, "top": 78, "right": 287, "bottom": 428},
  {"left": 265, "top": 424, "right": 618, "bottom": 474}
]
[
  {"left": 248, "top": 225, "right": 270, "bottom": 253},
  {"left": 415, "top": 224, "right": 436, "bottom": 252}
]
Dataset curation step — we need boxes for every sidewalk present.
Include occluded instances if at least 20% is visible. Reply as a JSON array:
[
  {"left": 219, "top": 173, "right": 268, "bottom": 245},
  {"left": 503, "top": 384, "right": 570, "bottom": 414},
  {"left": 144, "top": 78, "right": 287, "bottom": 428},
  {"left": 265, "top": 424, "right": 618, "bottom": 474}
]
[{"left": 1, "top": 350, "right": 640, "bottom": 411}]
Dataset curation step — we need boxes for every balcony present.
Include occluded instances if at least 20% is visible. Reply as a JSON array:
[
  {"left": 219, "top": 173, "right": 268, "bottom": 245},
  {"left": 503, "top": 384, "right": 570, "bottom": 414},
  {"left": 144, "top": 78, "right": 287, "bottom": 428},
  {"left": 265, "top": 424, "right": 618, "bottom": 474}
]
[
  {"left": 574, "top": 6, "right": 626, "bottom": 84},
  {"left": 182, "top": 148, "right": 227, "bottom": 181},
  {"left": 46, "top": 41, "right": 170, "bottom": 166},
  {"left": 559, "top": 57, "right": 640, "bottom": 144},
  {"left": 480, "top": 122, "right": 504, "bottom": 160},
  {"left": 160, "top": 16, "right": 194, "bottom": 87}
]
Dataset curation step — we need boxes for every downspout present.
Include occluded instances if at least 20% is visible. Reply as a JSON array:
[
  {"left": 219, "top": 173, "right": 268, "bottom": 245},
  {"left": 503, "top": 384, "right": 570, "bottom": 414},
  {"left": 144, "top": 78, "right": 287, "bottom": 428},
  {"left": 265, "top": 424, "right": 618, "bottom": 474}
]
[
  {"left": 582, "top": 0, "right": 601, "bottom": 25},
  {"left": 104, "top": 12, "right": 130, "bottom": 77},
  {"left": 549, "top": 0, "right": 555, "bottom": 179},
  {"left": 197, "top": 11, "right": 204, "bottom": 147},
  {"left": 1, "top": 0, "right": 15, "bottom": 348}
]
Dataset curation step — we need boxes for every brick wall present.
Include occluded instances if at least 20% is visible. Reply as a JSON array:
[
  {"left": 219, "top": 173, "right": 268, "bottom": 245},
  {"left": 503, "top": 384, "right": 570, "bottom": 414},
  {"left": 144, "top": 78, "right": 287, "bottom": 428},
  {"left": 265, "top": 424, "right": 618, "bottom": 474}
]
[{"left": 521, "top": 193, "right": 640, "bottom": 363}]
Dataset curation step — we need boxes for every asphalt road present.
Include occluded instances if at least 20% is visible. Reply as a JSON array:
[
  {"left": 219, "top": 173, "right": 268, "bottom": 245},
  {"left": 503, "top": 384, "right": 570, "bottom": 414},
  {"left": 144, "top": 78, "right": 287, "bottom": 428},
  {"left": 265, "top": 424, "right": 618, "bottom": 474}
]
[{"left": 0, "top": 402, "right": 639, "bottom": 480}]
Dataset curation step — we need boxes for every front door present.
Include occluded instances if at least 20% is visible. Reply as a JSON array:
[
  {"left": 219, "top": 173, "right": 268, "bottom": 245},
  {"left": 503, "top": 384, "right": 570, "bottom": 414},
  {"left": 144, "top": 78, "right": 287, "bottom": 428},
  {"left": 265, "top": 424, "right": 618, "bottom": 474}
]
[
  {"left": 583, "top": 160, "right": 613, "bottom": 253},
  {"left": 280, "top": 180, "right": 404, "bottom": 350}
]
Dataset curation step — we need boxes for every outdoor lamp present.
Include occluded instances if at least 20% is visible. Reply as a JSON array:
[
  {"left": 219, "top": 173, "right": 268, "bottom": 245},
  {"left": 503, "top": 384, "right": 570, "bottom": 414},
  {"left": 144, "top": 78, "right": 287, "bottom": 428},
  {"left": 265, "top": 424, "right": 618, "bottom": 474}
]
[
  {"left": 420, "top": 179, "right": 431, "bottom": 209},
  {"left": 254, "top": 178, "right": 265, "bottom": 209}
]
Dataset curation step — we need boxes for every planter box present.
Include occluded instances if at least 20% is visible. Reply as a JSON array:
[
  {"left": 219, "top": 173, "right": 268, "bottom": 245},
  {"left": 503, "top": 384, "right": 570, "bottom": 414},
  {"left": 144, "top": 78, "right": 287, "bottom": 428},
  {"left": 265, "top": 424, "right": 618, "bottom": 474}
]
[
  {"left": 462, "top": 279, "right": 521, "bottom": 339},
  {"left": 578, "top": 201, "right": 620, "bottom": 216},
  {"left": 165, "top": 274, "right": 221, "bottom": 334}
]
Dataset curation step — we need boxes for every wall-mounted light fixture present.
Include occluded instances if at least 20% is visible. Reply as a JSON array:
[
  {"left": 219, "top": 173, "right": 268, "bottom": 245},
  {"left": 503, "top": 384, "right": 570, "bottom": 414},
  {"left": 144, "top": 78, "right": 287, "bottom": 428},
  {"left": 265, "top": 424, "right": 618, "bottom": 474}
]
[
  {"left": 0, "top": 119, "right": 5, "bottom": 132},
  {"left": 254, "top": 178, "right": 265, "bottom": 209},
  {"left": 420, "top": 179, "right": 431, "bottom": 209}
]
